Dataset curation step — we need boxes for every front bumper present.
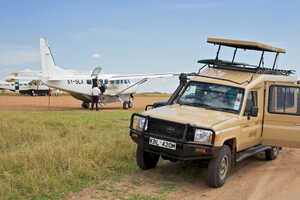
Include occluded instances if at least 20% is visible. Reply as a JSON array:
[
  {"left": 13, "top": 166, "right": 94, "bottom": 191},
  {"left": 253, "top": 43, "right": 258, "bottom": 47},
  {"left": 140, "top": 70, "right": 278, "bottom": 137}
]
[{"left": 130, "top": 129, "right": 221, "bottom": 161}]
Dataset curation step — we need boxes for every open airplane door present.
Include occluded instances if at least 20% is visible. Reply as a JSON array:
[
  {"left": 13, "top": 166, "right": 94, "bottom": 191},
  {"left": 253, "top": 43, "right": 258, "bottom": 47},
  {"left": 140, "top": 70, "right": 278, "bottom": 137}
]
[{"left": 262, "top": 82, "right": 300, "bottom": 148}]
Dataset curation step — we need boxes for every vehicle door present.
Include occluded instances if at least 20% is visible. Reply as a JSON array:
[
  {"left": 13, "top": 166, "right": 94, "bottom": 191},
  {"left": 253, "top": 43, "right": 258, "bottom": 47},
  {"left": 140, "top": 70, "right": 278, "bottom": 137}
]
[
  {"left": 262, "top": 82, "right": 300, "bottom": 148},
  {"left": 238, "top": 89, "right": 262, "bottom": 150}
]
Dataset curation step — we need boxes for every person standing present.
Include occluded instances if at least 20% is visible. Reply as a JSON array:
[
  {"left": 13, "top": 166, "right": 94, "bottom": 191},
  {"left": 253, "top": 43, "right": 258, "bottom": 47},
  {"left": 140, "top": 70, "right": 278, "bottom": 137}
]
[{"left": 91, "top": 85, "right": 101, "bottom": 111}]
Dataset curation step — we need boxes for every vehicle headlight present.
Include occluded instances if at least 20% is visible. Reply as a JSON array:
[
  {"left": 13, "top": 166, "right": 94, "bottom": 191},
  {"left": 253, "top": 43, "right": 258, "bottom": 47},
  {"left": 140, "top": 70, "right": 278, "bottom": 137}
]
[
  {"left": 135, "top": 116, "right": 148, "bottom": 131},
  {"left": 194, "top": 129, "right": 213, "bottom": 144}
]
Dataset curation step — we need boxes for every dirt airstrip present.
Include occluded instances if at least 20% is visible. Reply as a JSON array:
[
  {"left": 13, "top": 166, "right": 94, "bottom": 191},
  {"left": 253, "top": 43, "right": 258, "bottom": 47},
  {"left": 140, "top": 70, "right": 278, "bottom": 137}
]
[
  {"left": 1, "top": 96, "right": 300, "bottom": 200},
  {"left": 0, "top": 95, "right": 167, "bottom": 111}
]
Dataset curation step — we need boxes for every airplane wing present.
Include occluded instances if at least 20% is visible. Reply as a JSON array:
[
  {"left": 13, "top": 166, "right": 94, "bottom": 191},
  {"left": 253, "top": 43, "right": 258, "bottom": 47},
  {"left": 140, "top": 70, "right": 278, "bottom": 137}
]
[
  {"left": 110, "top": 78, "right": 148, "bottom": 96},
  {"left": 5, "top": 75, "right": 43, "bottom": 80},
  {"left": 109, "top": 73, "right": 180, "bottom": 80},
  {"left": 108, "top": 73, "right": 180, "bottom": 96}
]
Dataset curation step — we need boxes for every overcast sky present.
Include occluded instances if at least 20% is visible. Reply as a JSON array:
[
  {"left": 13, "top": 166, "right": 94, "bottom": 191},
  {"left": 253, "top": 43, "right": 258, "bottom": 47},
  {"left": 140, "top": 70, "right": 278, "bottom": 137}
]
[{"left": 0, "top": 0, "right": 299, "bottom": 92}]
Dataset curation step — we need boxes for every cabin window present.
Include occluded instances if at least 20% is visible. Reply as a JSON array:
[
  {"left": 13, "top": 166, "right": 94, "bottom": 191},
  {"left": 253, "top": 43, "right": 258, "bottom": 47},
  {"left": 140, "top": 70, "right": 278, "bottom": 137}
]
[
  {"left": 124, "top": 80, "right": 127, "bottom": 84},
  {"left": 110, "top": 80, "right": 115, "bottom": 84},
  {"left": 104, "top": 79, "right": 108, "bottom": 84},
  {"left": 116, "top": 80, "right": 120, "bottom": 84},
  {"left": 269, "top": 86, "right": 300, "bottom": 115},
  {"left": 99, "top": 79, "right": 103, "bottom": 84},
  {"left": 244, "top": 91, "right": 258, "bottom": 115},
  {"left": 87, "top": 80, "right": 92, "bottom": 85},
  {"left": 128, "top": 80, "right": 131, "bottom": 84}
]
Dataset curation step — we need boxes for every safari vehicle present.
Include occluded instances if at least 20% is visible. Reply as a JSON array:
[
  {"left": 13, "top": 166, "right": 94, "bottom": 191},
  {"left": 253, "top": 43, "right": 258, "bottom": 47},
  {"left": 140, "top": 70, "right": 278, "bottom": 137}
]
[{"left": 129, "top": 38, "right": 300, "bottom": 187}]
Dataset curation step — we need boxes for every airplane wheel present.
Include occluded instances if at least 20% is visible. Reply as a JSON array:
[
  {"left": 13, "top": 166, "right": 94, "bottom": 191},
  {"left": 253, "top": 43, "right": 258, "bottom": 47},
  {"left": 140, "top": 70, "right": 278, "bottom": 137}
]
[
  {"left": 81, "top": 102, "right": 90, "bottom": 109},
  {"left": 123, "top": 101, "right": 129, "bottom": 110},
  {"left": 128, "top": 101, "right": 133, "bottom": 108}
]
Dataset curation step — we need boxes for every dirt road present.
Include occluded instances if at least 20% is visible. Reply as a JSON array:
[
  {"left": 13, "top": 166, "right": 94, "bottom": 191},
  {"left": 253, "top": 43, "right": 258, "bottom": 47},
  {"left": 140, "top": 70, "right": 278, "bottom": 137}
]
[
  {"left": 65, "top": 148, "right": 300, "bottom": 200},
  {"left": 0, "top": 95, "right": 168, "bottom": 111}
]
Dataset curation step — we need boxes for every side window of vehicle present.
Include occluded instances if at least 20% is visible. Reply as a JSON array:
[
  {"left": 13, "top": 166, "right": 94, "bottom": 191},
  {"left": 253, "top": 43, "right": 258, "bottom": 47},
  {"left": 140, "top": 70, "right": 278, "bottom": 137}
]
[
  {"left": 244, "top": 91, "right": 257, "bottom": 115},
  {"left": 269, "top": 86, "right": 300, "bottom": 115},
  {"left": 87, "top": 80, "right": 92, "bottom": 85}
]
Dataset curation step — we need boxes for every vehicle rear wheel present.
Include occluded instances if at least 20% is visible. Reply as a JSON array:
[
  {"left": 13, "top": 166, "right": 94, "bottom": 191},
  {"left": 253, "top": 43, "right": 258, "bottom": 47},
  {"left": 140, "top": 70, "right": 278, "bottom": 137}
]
[
  {"left": 207, "top": 145, "right": 231, "bottom": 188},
  {"left": 136, "top": 146, "right": 160, "bottom": 170},
  {"left": 123, "top": 101, "right": 129, "bottom": 109},
  {"left": 265, "top": 146, "right": 280, "bottom": 160}
]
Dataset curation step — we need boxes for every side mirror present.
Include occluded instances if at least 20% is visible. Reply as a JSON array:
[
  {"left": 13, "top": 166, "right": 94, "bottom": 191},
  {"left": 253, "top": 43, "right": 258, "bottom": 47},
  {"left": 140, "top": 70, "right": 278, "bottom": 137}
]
[{"left": 250, "top": 107, "right": 258, "bottom": 117}]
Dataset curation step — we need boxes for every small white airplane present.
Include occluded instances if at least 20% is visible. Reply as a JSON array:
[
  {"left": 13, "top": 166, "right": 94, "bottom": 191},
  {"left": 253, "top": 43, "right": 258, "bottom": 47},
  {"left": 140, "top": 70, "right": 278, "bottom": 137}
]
[
  {"left": 37, "top": 38, "right": 178, "bottom": 109},
  {"left": 4, "top": 71, "right": 50, "bottom": 96}
]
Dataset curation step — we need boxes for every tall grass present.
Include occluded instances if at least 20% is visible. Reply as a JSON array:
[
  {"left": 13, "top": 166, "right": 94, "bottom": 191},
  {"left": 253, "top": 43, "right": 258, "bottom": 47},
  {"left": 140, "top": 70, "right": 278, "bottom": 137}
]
[{"left": 0, "top": 111, "right": 137, "bottom": 200}]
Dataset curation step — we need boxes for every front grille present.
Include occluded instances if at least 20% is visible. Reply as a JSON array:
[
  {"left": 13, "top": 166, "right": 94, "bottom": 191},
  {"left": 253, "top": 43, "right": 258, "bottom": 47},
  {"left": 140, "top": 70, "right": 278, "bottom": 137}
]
[{"left": 147, "top": 118, "right": 186, "bottom": 140}]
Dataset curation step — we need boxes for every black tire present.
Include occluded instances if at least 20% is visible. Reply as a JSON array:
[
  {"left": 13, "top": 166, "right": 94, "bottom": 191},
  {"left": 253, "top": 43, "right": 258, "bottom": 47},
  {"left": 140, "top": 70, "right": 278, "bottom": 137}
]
[
  {"left": 123, "top": 101, "right": 129, "bottom": 110},
  {"left": 136, "top": 146, "right": 160, "bottom": 170},
  {"left": 81, "top": 102, "right": 90, "bottom": 109},
  {"left": 207, "top": 145, "right": 231, "bottom": 188},
  {"left": 265, "top": 146, "right": 280, "bottom": 160},
  {"left": 128, "top": 101, "right": 133, "bottom": 108}
]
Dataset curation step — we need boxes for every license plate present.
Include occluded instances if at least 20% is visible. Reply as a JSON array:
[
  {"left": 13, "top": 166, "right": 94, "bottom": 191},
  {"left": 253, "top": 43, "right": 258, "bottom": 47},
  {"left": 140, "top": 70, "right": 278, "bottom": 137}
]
[{"left": 149, "top": 137, "right": 176, "bottom": 150}]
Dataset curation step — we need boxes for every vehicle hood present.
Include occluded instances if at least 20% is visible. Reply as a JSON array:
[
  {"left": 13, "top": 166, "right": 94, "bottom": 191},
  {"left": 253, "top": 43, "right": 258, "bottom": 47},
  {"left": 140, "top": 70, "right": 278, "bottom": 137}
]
[{"left": 144, "top": 104, "right": 238, "bottom": 129}]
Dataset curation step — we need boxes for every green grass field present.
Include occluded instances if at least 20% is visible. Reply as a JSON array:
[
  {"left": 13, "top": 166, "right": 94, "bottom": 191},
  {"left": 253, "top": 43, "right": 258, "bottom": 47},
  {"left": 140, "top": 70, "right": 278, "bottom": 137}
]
[{"left": 0, "top": 111, "right": 138, "bottom": 200}]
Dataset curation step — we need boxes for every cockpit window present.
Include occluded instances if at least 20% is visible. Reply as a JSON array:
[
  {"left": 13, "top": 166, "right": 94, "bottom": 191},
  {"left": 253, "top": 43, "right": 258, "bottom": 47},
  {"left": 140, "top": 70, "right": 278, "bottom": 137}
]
[{"left": 178, "top": 81, "right": 244, "bottom": 113}]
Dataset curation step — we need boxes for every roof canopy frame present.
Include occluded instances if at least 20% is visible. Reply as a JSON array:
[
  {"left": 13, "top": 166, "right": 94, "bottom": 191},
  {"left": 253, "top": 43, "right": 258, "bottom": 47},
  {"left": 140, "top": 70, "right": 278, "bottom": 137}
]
[
  {"left": 207, "top": 38, "right": 286, "bottom": 53},
  {"left": 208, "top": 38, "right": 287, "bottom": 71}
]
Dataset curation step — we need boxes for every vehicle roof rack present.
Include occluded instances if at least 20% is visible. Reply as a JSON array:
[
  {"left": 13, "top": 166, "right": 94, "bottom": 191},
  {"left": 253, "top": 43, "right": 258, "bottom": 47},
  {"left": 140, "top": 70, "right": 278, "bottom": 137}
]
[
  {"left": 207, "top": 38, "right": 286, "bottom": 53},
  {"left": 198, "top": 59, "right": 295, "bottom": 76}
]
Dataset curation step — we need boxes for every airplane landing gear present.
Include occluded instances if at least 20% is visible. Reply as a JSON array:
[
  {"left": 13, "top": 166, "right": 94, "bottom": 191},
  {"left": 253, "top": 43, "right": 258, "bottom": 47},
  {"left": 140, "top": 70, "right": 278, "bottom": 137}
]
[
  {"left": 123, "top": 101, "right": 133, "bottom": 110},
  {"left": 81, "top": 102, "right": 90, "bottom": 109}
]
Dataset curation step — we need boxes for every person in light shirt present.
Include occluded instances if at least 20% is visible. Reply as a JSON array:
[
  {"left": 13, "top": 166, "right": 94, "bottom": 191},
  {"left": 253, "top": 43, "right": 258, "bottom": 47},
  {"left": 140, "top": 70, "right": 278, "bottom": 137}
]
[{"left": 91, "top": 85, "right": 101, "bottom": 111}]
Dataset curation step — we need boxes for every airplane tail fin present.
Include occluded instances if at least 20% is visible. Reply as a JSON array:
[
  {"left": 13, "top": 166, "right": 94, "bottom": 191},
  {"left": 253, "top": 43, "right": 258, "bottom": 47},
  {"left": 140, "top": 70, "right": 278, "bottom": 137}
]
[{"left": 40, "top": 38, "right": 66, "bottom": 79}]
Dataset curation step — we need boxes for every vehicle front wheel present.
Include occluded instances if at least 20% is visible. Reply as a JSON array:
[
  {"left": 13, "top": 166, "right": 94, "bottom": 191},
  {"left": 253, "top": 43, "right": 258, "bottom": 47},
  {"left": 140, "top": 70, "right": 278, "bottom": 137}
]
[
  {"left": 136, "top": 146, "right": 160, "bottom": 170},
  {"left": 207, "top": 145, "right": 231, "bottom": 188},
  {"left": 265, "top": 146, "right": 280, "bottom": 160}
]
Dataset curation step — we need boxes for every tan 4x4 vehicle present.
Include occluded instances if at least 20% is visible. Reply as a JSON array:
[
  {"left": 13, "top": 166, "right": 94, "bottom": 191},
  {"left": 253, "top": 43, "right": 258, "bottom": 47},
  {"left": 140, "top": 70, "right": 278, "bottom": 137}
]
[{"left": 129, "top": 38, "right": 300, "bottom": 187}]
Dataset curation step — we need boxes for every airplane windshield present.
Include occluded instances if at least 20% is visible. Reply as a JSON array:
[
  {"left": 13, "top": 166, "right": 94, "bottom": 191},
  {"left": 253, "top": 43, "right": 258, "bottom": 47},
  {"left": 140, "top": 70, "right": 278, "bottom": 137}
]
[{"left": 178, "top": 81, "right": 244, "bottom": 113}]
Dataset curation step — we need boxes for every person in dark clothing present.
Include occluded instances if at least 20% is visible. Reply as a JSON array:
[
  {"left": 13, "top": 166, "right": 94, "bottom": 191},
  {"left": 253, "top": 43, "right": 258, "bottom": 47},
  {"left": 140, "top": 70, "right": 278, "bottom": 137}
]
[
  {"left": 91, "top": 85, "right": 101, "bottom": 111},
  {"left": 98, "top": 83, "right": 107, "bottom": 107}
]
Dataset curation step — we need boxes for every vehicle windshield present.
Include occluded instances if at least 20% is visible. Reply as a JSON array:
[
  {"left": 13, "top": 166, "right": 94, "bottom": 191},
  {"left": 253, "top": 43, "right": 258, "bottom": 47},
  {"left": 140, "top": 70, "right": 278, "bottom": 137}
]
[{"left": 177, "top": 81, "right": 244, "bottom": 113}]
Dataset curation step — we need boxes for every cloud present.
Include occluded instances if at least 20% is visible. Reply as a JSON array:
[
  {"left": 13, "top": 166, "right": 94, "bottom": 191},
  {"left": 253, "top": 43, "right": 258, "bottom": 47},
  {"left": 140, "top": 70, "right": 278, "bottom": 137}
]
[
  {"left": 91, "top": 52, "right": 101, "bottom": 59},
  {"left": 0, "top": 45, "right": 39, "bottom": 66},
  {"left": 0, "top": 45, "right": 40, "bottom": 79}
]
